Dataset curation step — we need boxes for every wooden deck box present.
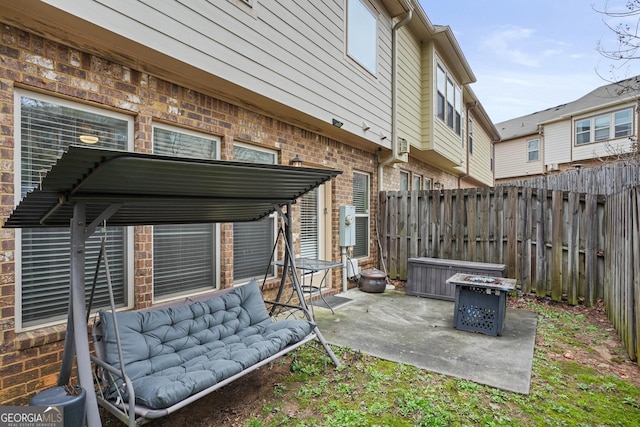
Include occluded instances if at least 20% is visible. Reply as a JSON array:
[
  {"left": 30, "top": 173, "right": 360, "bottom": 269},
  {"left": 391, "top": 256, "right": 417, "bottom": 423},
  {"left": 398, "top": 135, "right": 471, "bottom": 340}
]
[{"left": 406, "top": 258, "right": 506, "bottom": 301}]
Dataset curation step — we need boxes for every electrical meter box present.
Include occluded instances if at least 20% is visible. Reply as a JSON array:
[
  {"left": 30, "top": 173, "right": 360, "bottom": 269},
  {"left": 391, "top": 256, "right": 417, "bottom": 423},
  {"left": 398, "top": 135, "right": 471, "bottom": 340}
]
[{"left": 339, "top": 205, "right": 356, "bottom": 247}]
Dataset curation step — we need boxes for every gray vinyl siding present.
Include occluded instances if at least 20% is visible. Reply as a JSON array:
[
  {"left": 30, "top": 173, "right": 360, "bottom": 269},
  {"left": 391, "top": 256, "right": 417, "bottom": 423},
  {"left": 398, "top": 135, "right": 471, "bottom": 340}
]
[
  {"left": 543, "top": 121, "right": 572, "bottom": 165},
  {"left": 494, "top": 137, "right": 533, "bottom": 179},
  {"left": 55, "top": 0, "right": 394, "bottom": 144}
]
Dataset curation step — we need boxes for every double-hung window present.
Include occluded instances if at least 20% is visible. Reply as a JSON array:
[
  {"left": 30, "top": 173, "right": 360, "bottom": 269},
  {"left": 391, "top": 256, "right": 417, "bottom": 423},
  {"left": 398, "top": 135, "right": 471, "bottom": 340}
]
[
  {"left": 399, "top": 171, "right": 409, "bottom": 191},
  {"left": 152, "top": 124, "right": 219, "bottom": 299},
  {"left": 16, "top": 90, "right": 131, "bottom": 329},
  {"left": 300, "top": 188, "right": 320, "bottom": 260},
  {"left": 232, "top": 143, "right": 277, "bottom": 282},
  {"left": 413, "top": 174, "right": 423, "bottom": 190},
  {"left": 352, "top": 172, "right": 370, "bottom": 258},
  {"left": 527, "top": 138, "right": 540, "bottom": 162},
  {"left": 446, "top": 79, "right": 455, "bottom": 128},
  {"left": 436, "top": 66, "right": 446, "bottom": 120},
  {"left": 468, "top": 117, "right": 474, "bottom": 155},
  {"left": 575, "top": 108, "right": 634, "bottom": 145},
  {"left": 455, "top": 86, "right": 462, "bottom": 136},
  {"left": 346, "top": 0, "right": 378, "bottom": 74},
  {"left": 575, "top": 119, "right": 591, "bottom": 145},
  {"left": 594, "top": 116, "right": 610, "bottom": 141},
  {"left": 614, "top": 109, "right": 633, "bottom": 137},
  {"left": 435, "top": 62, "right": 462, "bottom": 136}
]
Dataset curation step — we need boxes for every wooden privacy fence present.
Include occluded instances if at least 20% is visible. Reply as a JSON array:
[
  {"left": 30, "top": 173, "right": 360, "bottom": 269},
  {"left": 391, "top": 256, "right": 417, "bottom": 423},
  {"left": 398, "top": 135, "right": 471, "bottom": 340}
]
[
  {"left": 605, "top": 188, "right": 640, "bottom": 361},
  {"left": 379, "top": 186, "right": 640, "bottom": 363},
  {"left": 505, "top": 161, "right": 640, "bottom": 195},
  {"left": 379, "top": 187, "right": 606, "bottom": 305}
]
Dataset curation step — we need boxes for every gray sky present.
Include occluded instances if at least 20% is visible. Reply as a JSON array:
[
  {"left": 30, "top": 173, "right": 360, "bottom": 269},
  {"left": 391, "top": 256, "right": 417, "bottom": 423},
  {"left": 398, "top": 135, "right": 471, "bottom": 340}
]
[{"left": 419, "top": 0, "right": 638, "bottom": 123}]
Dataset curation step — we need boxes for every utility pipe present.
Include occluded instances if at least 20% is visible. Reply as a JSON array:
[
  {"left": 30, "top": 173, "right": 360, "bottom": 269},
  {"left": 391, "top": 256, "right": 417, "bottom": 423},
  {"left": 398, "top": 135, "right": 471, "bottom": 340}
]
[{"left": 342, "top": 246, "right": 348, "bottom": 292}]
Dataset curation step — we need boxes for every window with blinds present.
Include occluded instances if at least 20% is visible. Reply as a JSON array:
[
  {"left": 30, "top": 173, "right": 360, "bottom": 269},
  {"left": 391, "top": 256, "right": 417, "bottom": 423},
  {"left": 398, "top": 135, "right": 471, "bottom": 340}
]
[
  {"left": 152, "top": 125, "right": 219, "bottom": 299},
  {"left": 352, "top": 171, "right": 370, "bottom": 258},
  {"left": 300, "top": 188, "right": 319, "bottom": 259},
  {"left": 232, "top": 144, "right": 276, "bottom": 282},
  {"left": 18, "top": 92, "right": 130, "bottom": 328}
]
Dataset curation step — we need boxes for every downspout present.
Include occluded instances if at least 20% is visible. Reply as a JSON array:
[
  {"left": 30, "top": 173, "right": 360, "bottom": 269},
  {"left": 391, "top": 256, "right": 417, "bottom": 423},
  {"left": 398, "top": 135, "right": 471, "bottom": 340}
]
[{"left": 377, "top": 5, "right": 413, "bottom": 191}]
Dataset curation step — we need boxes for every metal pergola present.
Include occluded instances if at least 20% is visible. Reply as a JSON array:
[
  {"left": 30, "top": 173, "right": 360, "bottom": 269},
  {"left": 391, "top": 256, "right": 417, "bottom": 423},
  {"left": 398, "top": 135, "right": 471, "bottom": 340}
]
[{"left": 4, "top": 146, "right": 342, "bottom": 427}]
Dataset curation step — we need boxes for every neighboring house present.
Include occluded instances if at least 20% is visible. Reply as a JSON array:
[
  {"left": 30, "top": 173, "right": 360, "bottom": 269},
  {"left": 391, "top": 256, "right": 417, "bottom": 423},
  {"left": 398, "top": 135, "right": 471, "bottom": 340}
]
[
  {"left": 0, "top": 0, "right": 496, "bottom": 405},
  {"left": 495, "top": 77, "right": 640, "bottom": 181}
]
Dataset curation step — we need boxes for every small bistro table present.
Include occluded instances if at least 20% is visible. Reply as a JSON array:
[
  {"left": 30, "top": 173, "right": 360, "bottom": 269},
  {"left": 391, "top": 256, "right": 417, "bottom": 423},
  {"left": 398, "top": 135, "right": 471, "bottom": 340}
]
[
  {"left": 446, "top": 273, "right": 516, "bottom": 336},
  {"left": 273, "top": 258, "right": 342, "bottom": 318}
]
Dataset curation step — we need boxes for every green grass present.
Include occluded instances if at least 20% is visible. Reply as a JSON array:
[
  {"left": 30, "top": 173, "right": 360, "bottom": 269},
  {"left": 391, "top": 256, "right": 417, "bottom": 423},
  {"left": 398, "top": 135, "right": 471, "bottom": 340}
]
[{"left": 242, "top": 299, "right": 640, "bottom": 427}]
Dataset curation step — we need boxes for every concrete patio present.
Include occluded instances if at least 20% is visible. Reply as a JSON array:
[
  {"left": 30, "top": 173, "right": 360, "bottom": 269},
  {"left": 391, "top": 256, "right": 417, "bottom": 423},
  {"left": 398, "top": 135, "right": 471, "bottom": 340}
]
[{"left": 312, "top": 287, "right": 538, "bottom": 394}]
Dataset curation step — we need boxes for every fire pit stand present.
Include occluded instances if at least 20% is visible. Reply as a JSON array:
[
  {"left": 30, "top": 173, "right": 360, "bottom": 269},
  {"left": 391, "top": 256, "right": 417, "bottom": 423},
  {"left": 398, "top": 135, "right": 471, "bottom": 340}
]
[{"left": 446, "top": 273, "right": 516, "bottom": 336}]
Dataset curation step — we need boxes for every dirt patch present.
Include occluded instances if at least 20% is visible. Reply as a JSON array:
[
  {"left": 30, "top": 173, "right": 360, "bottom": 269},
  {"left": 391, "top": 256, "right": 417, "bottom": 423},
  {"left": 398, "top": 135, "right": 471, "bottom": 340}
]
[{"left": 508, "top": 294, "right": 640, "bottom": 389}]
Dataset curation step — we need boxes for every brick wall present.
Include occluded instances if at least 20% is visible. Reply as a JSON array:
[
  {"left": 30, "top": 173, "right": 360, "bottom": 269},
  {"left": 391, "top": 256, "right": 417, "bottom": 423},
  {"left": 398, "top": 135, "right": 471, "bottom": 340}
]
[
  {"left": 0, "top": 23, "right": 447, "bottom": 404},
  {"left": 0, "top": 24, "right": 372, "bottom": 405}
]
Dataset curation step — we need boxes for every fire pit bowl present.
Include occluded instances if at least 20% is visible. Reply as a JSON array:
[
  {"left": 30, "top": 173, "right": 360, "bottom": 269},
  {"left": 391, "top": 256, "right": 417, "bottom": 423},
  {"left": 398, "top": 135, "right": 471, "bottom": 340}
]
[{"left": 359, "top": 268, "right": 387, "bottom": 293}]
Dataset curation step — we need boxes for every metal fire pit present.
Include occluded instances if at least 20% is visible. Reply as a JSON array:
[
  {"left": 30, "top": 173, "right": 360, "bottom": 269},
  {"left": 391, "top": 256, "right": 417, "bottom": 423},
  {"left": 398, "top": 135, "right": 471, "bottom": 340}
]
[
  {"left": 446, "top": 273, "right": 516, "bottom": 336},
  {"left": 359, "top": 268, "right": 386, "bottom": 293}
]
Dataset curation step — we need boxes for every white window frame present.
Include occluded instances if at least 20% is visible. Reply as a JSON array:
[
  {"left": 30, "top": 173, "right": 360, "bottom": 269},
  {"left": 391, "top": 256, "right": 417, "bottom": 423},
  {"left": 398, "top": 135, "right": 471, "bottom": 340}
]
[
  {"left": 14, "top": 89, "right": 134, "bottom": 331},
  {"left": 435, "top": 59, "right": 463, "bottom": 136},
  {"left": 151, "top": 123, "right": 221, "bottom": 301},
  {"left": 614, "top": 109, "right": 633, "bottom": 138},
  {"left": 399, "top": 170, "right": 410, "bottom": 191},
  {"left": 424, "top": 177, "right": 433, "bottom": 190},
  {"left": 299, "top": 186, "right": 325, "bottom": 261},
  {"left": 574, "top": 107, "right": 634, "bottom": 145},
  {"left": 413, "top": 174, "right": 423, "bottom": 190},
  {"left": 468, "top": 116, "right": 474, "bottom": 155},
  {"left": 232, "top": 142, "right": 278, "bottom": 284},
  {"left": 446, "top": 78, "right": 455, "bottom": 129},
  {"left": 346, "top": 0, "right": 378, "bottom": 74},
  {"left": 436, "top": 65, "right": 446, "bottom": 120},
  {"left": 455, "top": 86, "right": 462, "bottom": 137},
  {"left": 527, "top": 138, "right": 540, "bottom": 162},
  {"left": 352, "top": 171, "right": 370, "bottom": 259},
  {"left": 299, "top": 185, "right": 328, "bottom": 286}
]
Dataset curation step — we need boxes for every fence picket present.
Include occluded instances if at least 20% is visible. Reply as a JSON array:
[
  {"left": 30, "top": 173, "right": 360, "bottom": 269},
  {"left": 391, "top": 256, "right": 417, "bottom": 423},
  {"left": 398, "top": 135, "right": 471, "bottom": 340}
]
[{"left": 468, "top": 188, "right": 477, "bottom": 261}]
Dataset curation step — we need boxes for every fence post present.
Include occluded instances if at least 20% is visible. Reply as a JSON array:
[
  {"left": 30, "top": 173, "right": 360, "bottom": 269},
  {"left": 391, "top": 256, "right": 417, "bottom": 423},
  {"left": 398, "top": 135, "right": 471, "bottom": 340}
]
[
  {"left": 567, "top": 191, "right": 580, "bottom": 305},
  {"left": 551, "top": 190, "right": 564, "bottom": 301}
]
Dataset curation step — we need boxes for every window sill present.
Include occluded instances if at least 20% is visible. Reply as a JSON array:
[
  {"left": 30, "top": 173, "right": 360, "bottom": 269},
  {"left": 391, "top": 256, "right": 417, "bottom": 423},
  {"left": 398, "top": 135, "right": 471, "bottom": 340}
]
[{"left": 14, "top": 324, "right": 67, "bottom": 351}]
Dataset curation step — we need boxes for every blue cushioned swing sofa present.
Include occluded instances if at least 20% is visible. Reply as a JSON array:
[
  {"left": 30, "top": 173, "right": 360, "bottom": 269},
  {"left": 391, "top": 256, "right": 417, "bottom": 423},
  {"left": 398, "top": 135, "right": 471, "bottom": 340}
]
[{"left": 92, "top": 280, "right": 322, "bottom": 425}]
